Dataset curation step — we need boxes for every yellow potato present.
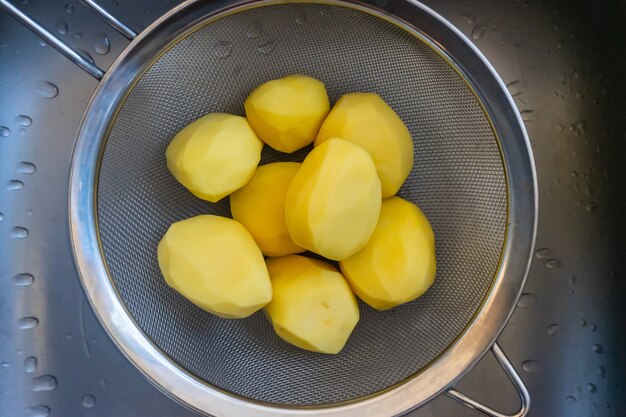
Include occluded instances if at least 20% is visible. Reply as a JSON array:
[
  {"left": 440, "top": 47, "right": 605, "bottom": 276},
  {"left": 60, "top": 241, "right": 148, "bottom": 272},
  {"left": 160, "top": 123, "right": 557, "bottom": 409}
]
[
  {"left": 244, "top": 75, "right": 330, "bottom": 153},
  {"left": 265, "top": 255, "right": 359, "bottom": 354},
  {"left": 285, "top": 137, "right": 382, "bottom": 261},
  {"left": 166, "top": 113, "right": 263, "bottom": 202},
  {"left": 230, "top": 162, "right": 305, "bottom": 257},
  {"left": 157, "top": 215, "right": 272, "bottom": 318},
  {"left": 340, "top": 197, "right": 436, "bottom": 310},
  {"left": 315, "top": 93, "right": 414, "bottom": 198}
]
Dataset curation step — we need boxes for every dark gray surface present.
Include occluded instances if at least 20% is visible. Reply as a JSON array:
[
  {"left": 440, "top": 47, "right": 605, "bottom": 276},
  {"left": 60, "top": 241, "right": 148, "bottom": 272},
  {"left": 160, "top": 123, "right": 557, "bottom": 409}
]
[{"left": 0, "top": 0, "right": 624, "bottom": 416}]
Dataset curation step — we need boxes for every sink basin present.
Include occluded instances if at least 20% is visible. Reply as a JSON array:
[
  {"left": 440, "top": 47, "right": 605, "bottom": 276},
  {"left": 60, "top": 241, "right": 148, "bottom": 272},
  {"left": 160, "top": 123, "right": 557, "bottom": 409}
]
[{"left": 0, "top": 0, "right": 624, "bottom": 416}]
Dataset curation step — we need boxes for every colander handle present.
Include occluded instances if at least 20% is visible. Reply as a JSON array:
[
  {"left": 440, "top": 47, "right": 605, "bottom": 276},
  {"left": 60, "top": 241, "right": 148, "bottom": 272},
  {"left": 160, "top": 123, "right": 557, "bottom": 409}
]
[
  {"left": 445, "top": 342, "right": 530, "bottom": 417},
  {"left": 0, "top": 0, "right": 136, "bottom": 80},
  {"left": 79, "top": 0, "right": 137, "bottom": 40}
]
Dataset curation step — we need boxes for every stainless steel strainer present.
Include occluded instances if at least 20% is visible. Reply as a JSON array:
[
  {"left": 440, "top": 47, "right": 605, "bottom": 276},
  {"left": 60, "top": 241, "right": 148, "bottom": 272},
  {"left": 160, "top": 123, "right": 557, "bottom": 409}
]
[{"left": 1, "top": 0, "right": 537, "bottom": 416}]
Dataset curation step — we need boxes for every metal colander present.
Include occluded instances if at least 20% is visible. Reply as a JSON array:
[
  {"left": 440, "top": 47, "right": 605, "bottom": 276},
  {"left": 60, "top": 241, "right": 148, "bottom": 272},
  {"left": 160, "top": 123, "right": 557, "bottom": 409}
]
[
  {"left": 97, "top": 4, "right": 507, "bottom": 405},
  {"left": 97, "top": 2, "right": 505, "bottom": 406},
  {"left": 0, "top": 0, "right": 535, "bottom": 415}
]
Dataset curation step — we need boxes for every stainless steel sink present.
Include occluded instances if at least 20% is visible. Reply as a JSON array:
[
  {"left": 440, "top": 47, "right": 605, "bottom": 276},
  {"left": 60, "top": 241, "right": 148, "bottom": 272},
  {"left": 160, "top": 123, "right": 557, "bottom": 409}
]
[{"left": 1, "top": 0, "right": 624, "bottom": 416}]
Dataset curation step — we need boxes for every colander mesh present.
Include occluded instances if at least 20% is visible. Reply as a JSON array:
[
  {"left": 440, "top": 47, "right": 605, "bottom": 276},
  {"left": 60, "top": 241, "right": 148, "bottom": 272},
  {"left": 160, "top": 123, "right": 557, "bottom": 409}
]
[{"left": 97, "top": 3, "right": 507, "bottom": 406}]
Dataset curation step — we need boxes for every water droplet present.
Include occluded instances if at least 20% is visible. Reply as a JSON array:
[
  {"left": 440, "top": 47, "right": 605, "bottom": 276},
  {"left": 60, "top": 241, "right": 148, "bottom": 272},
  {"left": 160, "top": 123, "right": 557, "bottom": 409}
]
[
  {"left": 521, "top": 360, "right": 541, "bottom": 372},
  {"left": 586, "top": 202, "right": 597, "bottom": 213},
  {"left": 569, "top": 274, "right": 576, "bottom": 286},
  {"left": 16, "top": 162, "right": 36, "bottom": 174},
  {"left": 587, "top": 383, "right": 597, "bottom": 393},
  {"left": 506, "top": 80, "right": 522, "bottom": 97},
  {"left": 375, "top": 0, "right": 388, "bottom": 7},
  {"left": 592, "top": 344, "right": 603, "bottom": 354},
  {"left": 460, "top": 13, "right": 476, "bottom": 25},
  {"left": 7, "top": 180, "right": 24, "bottom": 191},
  {"left": 78, "top": 49, "right": 95, "bottom": 64},
  {"left": 27, "top": 208, "right": 35, "bottom": 216},
  {"left": 16, "top": 349, "right": 23, "bottom": 355},
  {"left": 11, "top": 226, "right": 29, "bottom": 239},
  {"left": 99, "top": 378, "right": 107, "bottom": 388},
  {"left": 56, "top": 20, "right": 68, "bottom": 35},
  {"left": 25, "top": 405, "right": 50, "bottom": 417},
  {"left": 32, "top": 375, "right": 57, "bottom": 392},
  {"left": 64, "top": 3, "right": 74, "bottom": 13},
  {"left": 598, "top": 366, "right": 606, "bottom": 378},
  {"left": 566, "top": 395, "right": 577, "bottom": 404},
  {"left": 94, "top": 34, "right": 111, "bottom": 55},
  {"left": 580, "top": 319, "right": 587, "bottom": 327},
  {"left": 65, "top": 332, "right": 73, "bottom": 340},
  {"left": 545, "top": 258, "right": 561, "bottom": 269},
  {"left": 35, "top": 81, "right": 59, "bottom": 99},
  {"left": 18, "top": 317, "right": 39, "bottom": 329},
  {"left": 547, "top": 323, "right": 559, "bottom": 335},
  {"left": 0, "top": 212, "right": 3, "bottom": 221},
  {"left": 24, "top": 357, "right": 37, "bottom": 373},
  {"left": 14, "top": 273, "right": 35, "bottom": 287},
  {"left": 1, "top": 361, "right": 9, "bottom": 368},
  {"left": 520, "top": 109, "right": 534, "bottom": 122},
  {"left": 255, "top": 41, "right": 276, "bottom": 55},
  {"left": 604, "top": 403, "right": 611, "bottom": 408},
  {"left": 535, "top": 248, "right": 551, "bottom": 259},
  {"left": 471, "top": 24, "right": 487, "bottom": 40},
  {"left": 15, "top": 115, "right": 32, "bottom": 127},
  {"left": 74, "top": 32, "right": 83, "bottom": 39},
  {"left": 0, "top": 126, "right": 10, "bottom": 137},
  {"left": 517, "top": 293, "right": 536, "bottom": 308},
  {"left": 81, "top": 394, "right": 96, "bottom": 408},
  {"left": 19, "top": 128, "right": 27, "bottom": 136},
  {"left": 212, "top": 41, "right": 232, "bottom": 59},
  {"left": 246, "top": 22, "right": 262, "bottom": 38},
  {"left": 590, "top": 323, "right": 597, "bottom": 331}
]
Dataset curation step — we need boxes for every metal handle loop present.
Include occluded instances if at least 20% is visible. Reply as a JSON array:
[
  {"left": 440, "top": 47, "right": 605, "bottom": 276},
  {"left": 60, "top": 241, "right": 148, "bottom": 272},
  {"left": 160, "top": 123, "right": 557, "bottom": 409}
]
[
  {"left": 446, "top": 342, "right": 530, "bottom": 417},
  {"left": 0, "top": 0, "right": 136, "bottom": 80}
]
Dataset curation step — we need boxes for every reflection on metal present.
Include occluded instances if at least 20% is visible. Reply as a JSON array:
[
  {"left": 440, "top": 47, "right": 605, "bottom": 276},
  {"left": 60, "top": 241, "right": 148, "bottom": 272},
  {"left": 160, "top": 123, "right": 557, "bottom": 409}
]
[
  {"left": 80, "top": 0, "right": 137, "bottom": 40},
  {"left": 447, "top": 343, "right": 530, "bottom": 417}
]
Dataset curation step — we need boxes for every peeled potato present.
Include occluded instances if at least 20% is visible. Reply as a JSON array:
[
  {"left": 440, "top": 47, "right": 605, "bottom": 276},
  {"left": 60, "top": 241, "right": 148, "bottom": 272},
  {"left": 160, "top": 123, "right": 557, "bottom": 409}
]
[
  {"left": 339, "top": 197, "right": 436, "bottom": 310},
  {"left": 244, "top": 75, "right": 330, "bottom": 153},
  {"left": 265, "top": 255, "right": 359, "bottom": 354},
  {"left": 230, "top": 162, "right": 304, "bottom": 257},
  {"left": 285, "top": 137, "right": 382, "bottom": 261},
  {"left": 315, "top": 93, "right": 414, "bottom": 198},
  {"left": 157, "top": 215, "right": 272, "bottom": 318},
  {"left": 166, "top": 113, "right": 263, "bottom": 202}
]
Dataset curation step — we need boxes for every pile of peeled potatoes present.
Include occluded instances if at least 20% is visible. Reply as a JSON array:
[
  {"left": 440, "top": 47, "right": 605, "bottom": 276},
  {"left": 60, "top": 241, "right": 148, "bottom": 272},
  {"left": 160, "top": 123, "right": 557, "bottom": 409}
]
[{"left": 157, "top": 75, "right": 436, "bottom": 354}]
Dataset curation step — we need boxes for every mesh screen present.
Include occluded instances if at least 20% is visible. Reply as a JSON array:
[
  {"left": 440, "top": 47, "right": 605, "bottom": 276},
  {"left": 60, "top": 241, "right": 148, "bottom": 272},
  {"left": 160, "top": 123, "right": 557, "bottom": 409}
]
[{"left": 97, "top": 3, "right": 507, "bottom": 406}]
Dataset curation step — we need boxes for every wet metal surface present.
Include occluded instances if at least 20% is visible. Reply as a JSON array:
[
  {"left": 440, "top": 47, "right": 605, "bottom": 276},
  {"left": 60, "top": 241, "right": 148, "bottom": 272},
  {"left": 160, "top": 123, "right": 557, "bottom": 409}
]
[{"left": 1, "top": 0, "right": 624, "bottom": 416}]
